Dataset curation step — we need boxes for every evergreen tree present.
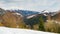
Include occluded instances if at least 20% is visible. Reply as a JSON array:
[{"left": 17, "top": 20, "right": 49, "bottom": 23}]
[{"left": 38, "top": 15, "right": 45, "bottom": 31}]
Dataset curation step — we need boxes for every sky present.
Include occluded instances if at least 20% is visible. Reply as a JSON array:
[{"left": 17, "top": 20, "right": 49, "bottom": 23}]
[{"left": 0, "top": 0, "right": 60, "bottom": 12}]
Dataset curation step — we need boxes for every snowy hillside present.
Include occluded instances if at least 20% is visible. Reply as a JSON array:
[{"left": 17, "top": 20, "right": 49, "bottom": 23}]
[{"left": 0, "top": 27, "right": 57, "bottom": 34}]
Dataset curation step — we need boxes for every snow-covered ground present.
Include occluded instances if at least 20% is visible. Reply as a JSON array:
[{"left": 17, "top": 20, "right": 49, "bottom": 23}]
[{"left": 0, "top": 26, "right": 57, "bottom": 34}]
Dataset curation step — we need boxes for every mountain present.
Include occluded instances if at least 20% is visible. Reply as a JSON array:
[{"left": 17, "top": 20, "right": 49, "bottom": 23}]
[
  {"left": 13, "top": 10, "right": 39, "bottom": 17},
  {"left": 0, "top": 8, "right": 58, "bottom": 17},
  {"left": 0, "top": 8, "right": 6, "bottom": 15}
]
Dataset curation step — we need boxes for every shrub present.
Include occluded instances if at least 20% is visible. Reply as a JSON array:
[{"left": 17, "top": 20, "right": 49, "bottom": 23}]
[{"left": 44, "top": 20, "right": 60, "bottom": 33}]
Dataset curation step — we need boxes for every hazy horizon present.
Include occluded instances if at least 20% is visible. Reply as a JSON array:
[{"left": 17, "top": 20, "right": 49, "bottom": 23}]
[{"left": 0, "top": 0, "right": 60, "bottom": 12}]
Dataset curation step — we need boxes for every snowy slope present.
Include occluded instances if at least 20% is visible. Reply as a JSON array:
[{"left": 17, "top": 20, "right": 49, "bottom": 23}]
[{"left": 0, "top": 27, "right": 57, "bottom": 34}]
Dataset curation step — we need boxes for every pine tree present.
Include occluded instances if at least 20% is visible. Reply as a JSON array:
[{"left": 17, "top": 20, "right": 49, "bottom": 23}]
[{"left": 38, "top": 15, "right": 45, "bottom": 31}]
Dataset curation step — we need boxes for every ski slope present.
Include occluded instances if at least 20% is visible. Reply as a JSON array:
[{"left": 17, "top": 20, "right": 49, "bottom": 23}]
[{"left": 0, "top": 26, "right": 57, "bottom": 34}]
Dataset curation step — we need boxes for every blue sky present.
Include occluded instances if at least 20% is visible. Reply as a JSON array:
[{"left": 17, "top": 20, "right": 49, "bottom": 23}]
[{"left": 0, "top": 0, "right": 60, "bottom": 12}]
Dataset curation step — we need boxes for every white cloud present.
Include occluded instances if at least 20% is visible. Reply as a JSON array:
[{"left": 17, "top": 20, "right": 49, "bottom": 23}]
[{"left": 0, "top": 0, "right": 60, "bottom": 12}]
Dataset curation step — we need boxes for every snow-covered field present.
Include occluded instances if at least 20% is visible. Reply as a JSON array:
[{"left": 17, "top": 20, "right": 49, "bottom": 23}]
[{"left": 0, "top": 26, "right": 57, "bottom": 34}]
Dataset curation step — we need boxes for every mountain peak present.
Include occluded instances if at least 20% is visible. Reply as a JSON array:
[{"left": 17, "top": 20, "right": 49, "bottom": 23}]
[{"left": 0, "top": 8, "right": 6, "bottom": 15}]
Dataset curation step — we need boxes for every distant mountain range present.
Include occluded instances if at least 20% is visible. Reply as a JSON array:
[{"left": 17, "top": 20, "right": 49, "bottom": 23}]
[
  {"left": 13, "top": 10, "right": 58, "bottom": 17},
  {"left": 13, "top": 10, "right": 39, "bottom": 17},
  {"left": 0, "top": 8, "right": 58, "bottom": 17}
]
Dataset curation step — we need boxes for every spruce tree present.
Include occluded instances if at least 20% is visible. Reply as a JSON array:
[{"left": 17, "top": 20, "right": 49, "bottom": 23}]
[{"left": 38, "top": 15, "right": 45, "bottom": 31}]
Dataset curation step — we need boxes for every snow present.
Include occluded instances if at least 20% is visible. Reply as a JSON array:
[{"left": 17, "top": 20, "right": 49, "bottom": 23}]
[
  {"left": 42, "top": 10, "right": 49, "bottom": 13},
  {"left": 43, "top": 14, "right": 48, "bottom": 16},
  {"left": 27, "top": 15, "right": 36, "bottom": 19},
  {"left": 0, "top": 27, "right": 57, "bottom": 34},
  {"left": 12, "top": 13, "right": 23, "bottom": 17}
]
